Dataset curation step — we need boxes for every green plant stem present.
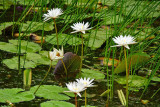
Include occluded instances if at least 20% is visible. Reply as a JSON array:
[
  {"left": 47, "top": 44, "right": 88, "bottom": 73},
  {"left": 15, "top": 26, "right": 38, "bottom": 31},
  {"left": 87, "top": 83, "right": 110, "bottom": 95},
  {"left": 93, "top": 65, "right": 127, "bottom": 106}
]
[
  {"left": 80, "top": 33, "right": 83, "bottom": 72},
  {"left": 124, "top": 47, "right": 128, "bottom": 107},
  {"left": 60, "top": 59, "right": 67, "bottom": 76},
  {"left": 85, "top": 89, "right": 87, "bottom": 107},
  {"left": 34, "top": 60, "right": 52, "bottom": 94},
  {"left": 75, "top": 93, "right": 77, "bottom": 107},
  {"left": 53, "top": 18, "right": 59, "bottom": 49}
]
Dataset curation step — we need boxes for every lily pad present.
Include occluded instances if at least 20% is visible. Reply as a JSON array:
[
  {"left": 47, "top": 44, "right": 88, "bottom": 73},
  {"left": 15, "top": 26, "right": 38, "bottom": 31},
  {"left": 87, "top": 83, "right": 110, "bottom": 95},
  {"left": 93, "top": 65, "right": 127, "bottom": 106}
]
[
  {"left": 9, "top": 40, "right": 41, "bottom": 53},
  {"left": 21, "top": 21, "right": 54, "bottom": 32},
  {"left": 83, "top": 28, "right": 113, "bottom": 50},
  {"left": 151, "top": 77, "right": 160, "bottom": 82},
  {"left": 30, "top": 85, "right": 70, "bottom": 100},
  {"left": 41, "top": 100, "right": 75, "bottom": 107},
  {"left": 0, "top": 88, "right": 35, "bottom": 103},
  {"left": 115, "top": 75, "right": 147, "bottom": 88},
  {"left": 3, "top": 56, "right": 37, "bottom": 70},
  {"left": 45, "top": 33, "right": 82, "bottom": 46},
  {"left": 78, "top": 68, "right": 105, "bottom": 80},
  {"left": 114, "top": 52, "right": 150, "bottom": 74}
]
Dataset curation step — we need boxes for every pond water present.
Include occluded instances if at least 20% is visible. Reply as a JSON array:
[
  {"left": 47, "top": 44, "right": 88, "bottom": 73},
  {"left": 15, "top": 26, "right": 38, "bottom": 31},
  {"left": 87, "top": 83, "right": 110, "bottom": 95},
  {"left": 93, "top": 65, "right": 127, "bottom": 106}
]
[{"left": 0, "top": 0, "right": 160, "bottom": 107}]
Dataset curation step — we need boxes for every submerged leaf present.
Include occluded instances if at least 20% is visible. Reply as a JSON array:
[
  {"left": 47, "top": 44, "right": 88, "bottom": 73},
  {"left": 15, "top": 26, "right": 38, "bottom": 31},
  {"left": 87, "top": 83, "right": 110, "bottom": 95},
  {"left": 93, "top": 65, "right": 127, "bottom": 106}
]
[
  {"left": 114, "top": 52, "right": 150, "bottom": 74},
  {"left": 0, "top": 88, "right": 35, "bottom": 103},
  {"left": 54, "top": 52, "right": 81, "bottom": 81}
]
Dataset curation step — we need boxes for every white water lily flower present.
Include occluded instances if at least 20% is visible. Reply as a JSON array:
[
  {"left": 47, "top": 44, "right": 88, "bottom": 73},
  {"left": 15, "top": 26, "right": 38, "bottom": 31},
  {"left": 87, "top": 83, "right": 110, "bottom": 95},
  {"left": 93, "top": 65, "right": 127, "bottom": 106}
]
[
  {"left": 111, "top": 35, "right": 137, "bottom": 49},
  {"left": 71, "top": 22, "right": 92, "bottom": 34},
  {"left": 49, "top": 46, "right": 64, "bottom": 60},
  {"left": 65, "top": 82, "right": 86, "bottom": 97},
  {"left": 43, "top": 8, "right": 63, "bottom": 21},
  {"left": 76, "top": 77, "right": 94, "bottom": 88}
]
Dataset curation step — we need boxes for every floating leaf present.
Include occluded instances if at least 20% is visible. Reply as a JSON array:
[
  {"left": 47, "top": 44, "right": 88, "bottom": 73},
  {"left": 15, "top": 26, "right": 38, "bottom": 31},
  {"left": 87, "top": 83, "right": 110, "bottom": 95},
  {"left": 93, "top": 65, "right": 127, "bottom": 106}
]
[
  {"left": 0, "top": 42, "right": 18, "bottom": 53},
  {"left": 0, "top": 88, "right": 35, "bottom": 103},
  {"left": 151, "top": 76, "right": 160, "bottom": 82},
  {"left": 0, "top": 22, "right": 14, "bottom": 34},
  {"left": 30, "top": 85, "right": 70, "bottom": 100},
  {"left": 114, "top": 52, "right": 150, "bottom": 74},
  {"left": 78, "top": 69, "right": 105, "bottom": 80},
  {"left": 46, "top": 34, "right": 81, "bottom": 46},
  {"left": 9, "top": 40, "right": 41, "bottom": 53},
  {"left": 41, "top": 100, "right": 75, "bottom": 107},
  {"left": 115, "top": 75, "right": 147, "bottom": 88},
  {"left": 83, "top": 28, "right": 113, "bottom": 50},
  {"left": 21, "top": 21, "right": 54, "bottom": 32},
  {"left": 3, "top": 56, "right": 37, "bottom": 70},
  {"left": 54, "top": 52, "right": 81, "bottom": 81}
]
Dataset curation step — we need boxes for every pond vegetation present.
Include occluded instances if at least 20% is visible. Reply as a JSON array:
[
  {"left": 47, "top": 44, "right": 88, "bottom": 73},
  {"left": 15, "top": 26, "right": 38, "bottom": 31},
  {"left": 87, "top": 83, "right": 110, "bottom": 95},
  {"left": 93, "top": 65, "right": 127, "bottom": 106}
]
[{"left": 0, "top": 0, "right": 160, "bottom": 107}]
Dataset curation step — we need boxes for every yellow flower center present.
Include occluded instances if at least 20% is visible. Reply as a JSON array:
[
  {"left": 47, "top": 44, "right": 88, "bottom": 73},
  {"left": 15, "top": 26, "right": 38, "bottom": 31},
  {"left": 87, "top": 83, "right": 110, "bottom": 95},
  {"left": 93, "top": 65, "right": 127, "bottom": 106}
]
[
  {"left": 56, "top": 52, "right": 60, "bottom": 56},
  {"left": 73, "top": 88, "right": 78, "bottom": 91}
]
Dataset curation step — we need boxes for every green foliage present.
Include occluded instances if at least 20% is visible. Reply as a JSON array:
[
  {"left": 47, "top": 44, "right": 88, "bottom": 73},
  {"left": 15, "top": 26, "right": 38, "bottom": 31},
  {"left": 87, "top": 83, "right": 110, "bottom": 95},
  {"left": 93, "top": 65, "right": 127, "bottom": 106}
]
[
  {"left": 0, "top": 88, "right": 35, "bottom": 103},
  {"left": 0, "top": 22, "right": 14, "bottom": 35},
  {"left": 114, "top": 52, "right": 150, "bottom": 74},
  {"left": 21, "top": 21, "right": 54, "bottom": 32},
  {"left": 79, "top": 68, "right": 105, "bottom": 80},
  {"left": 23, "top": 69, "right": 32, "bottom": 91},
  {"left": 9, "top": 40, "right": 42, "bottom": 53},
  {"left": 3, "top": 56, "right": 37, "bottom": 69},
  {"left": 46, "top": 33, "right": 82, "bottom": 46},
  {"left": 30, "top": 85, "right": 70, "bottom": 100},
  {"left": 115, "top": 75, "right": 147, "bottom": 89},
  {"left": 41, "top": 100, "right": 75, "bottom": 107},
  {"left": 83, "top": 28, "right": 113, "bottom": 50},
  {"left": 151, "top": 76, "right": 160, "bottom": 82}
]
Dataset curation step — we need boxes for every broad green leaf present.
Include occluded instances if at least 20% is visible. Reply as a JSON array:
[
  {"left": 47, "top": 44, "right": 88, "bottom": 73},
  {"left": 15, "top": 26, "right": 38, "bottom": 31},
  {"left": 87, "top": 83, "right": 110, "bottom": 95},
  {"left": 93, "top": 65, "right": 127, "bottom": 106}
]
[
  {"left": 21, "top": 21, "right": 54, "bottom": 32},
  {"left": 46, "top": 33, "right": 81, "bottom": 46},
  {"left": 0, "top": 0, "right": 14, "bottom": 10},
  {"left": 9, "top": 40, "right": 41, "bottom": 53},
  {"left": 17, "top": 0, "right": 49, "bottom": 6},
  {"left": 151, "top": 77, "right": 160, "bottom": 82},
  {"left": 79, "top": 69, "right": 105, "bottom": 80},
  {"left": 115, "top": 75, "right": 147, "bottom": 88},
  {"left": 30, "top": 85, "right": 70, "bottom": 100},
  {"left": 114, "top": 52, "right": 150, "bottom": 74},
  {"left": 0, "top": 88, "right": 35, "bottom": 103},
  {"left": 41, "top": 100, "right": 75, "bottom": 107},
  {"left": 25, "top": 52, "right": 57, "bottom": 65},
  {"left": 3, "top": 56, "right": 37, "bottom": 70},
  {"left": 0, "top": 42, "right": 18, "bottom": 53},
  {"left": 83, "top": 28, "right": 113, "bottom": 50},
  {"left": 0, "top": 22, "right": 14, "bottom": 34}
]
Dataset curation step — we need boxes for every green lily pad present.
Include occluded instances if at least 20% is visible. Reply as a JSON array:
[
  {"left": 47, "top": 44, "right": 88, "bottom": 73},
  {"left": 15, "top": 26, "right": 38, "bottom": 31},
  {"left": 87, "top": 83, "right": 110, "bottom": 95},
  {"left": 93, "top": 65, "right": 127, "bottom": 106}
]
[
  {"left": 151, "top": 77, "right": 160, "bottom": 82},
  {"left": 83, "top": 28, "right": 113, "bottom": 50},
  {"left": 114, "top": 52, "right": 150, "bottom": 74},
  {"left": 0, "top": 42, "right": 19, "bottom": 53},
  {"left": 0, "top": 0, "right": 14, "bottom": 10},
  {"left": 41, "top": 100, "right": 75, "bottom": 107},
  {"left": 3, "top": 56, "right": 37, "bottom": 70},
  {"left": 0, "top": 88, "right": 35, "bottom": 103},
  {"left": 115, "top": 75, "right": 147, "bottom": 88},
  {"left": 46, "top": 33, "right": 81, "bottom": 46},
  {"left": 79, "top": 69, "right": 105, "bottom": 80},
  {"left": 9, "top": 40, "right": 41, "bottom": 53},
  {"left": 0, "top": 22, "right": 14, "bottom": 34},
  {"left": 30, "top": 85, "right": 70, "bottom": 100},
  {"left": 21, "top": 21, "right": 54, "bottom": 32}
]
